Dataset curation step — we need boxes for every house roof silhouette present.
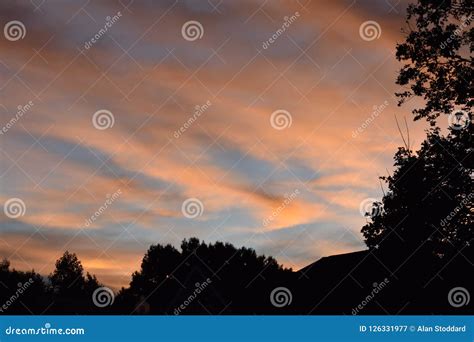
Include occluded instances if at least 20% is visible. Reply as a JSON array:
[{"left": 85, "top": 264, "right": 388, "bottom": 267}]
[{"left": 298, "top": 250, "right": 370, "bottom": 279}]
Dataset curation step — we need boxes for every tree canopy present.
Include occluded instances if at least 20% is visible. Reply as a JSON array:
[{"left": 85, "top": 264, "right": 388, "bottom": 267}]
[
  {"left": 396, "top": 0, "right": 473, "bottom": 124},
  {"left": 363, "top": 0, "right": 473, "bottom": 260},
  {"left": 361, "top": 127, "right": 473, "bottom": 257},
  {"left": 48, "top": 251, "right": 102, "bottom": 313},
  {"left": 118, "top": 238, "right": 292, "bottom": 314}
]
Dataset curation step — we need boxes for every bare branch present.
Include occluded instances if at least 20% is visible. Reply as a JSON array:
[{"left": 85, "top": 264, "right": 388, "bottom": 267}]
[
  {"left": 395, "top": 114, "right": 409, "bottom": 150},
  {"left": 404, "top": 116, "right": 411, "bottom": 151}
]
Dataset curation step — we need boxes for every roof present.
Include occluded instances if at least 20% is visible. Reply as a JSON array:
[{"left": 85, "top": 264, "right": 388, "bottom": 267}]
[{"left": 297, "top": 250, "right": 369, "bottom": 276}]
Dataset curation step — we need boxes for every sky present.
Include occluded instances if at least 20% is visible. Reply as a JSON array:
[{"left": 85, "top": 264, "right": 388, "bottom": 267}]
[{"left": 0, "top": 0, "right": 430, "bottom": 289}]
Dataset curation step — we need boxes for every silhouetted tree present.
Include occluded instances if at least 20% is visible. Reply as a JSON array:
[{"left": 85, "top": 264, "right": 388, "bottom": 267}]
[
  {"left": 396, "top": 0, "right": 473, "bottom": 124},
  {"left": 84, "top": 272, "right": 101, "bottom": 294},
  {"left": 49, "top": 251, "right": 101, "bottom": 313},
  {"left": 367, "top": 0, "right": 474, "bottom": 258},
  {"left": 116, "top": 238, "right": 292, "bottom": 314},
  {"left": 0, "top": 258, "right": 48, "bottom": 314},
  {"left": 361, "top": 127, "right": 473, "bottom": 257},
  {"left": 50, "top": 251, "right": 85, "bottom": 297}
]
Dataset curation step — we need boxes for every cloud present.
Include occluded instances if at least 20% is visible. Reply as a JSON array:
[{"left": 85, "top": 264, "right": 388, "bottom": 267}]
[{"left": 0, "top": 0, "right": 427, "bottom": 288}]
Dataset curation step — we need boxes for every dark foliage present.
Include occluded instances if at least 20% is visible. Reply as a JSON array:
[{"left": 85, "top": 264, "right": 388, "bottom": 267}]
[
  {"left": 48, "top": 251, "right": 103, "bottom": 313},
  {"left": 361, "top": 126, "right": 473, "bottom": 258},
  {"left": 114, "top": 238, "right": 293, "bottom": 314},
  {"left": 0, "top": 231, "right": 472, "bottom": 314},
  {"left": 0, "top": 252, "right": 103, "bottom": 314},
  {"left": 396, "top": 0, "right": 473, "bottom": 124},
  {"left": 0, "top": 259, "right": 47, "bottom": 314}
]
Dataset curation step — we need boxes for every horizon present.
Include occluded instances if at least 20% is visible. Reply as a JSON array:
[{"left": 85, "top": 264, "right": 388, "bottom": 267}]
[
  {"left": 3, "top": 237, "right": 365, "bottom": 291},
  {"left": 0, "top": 0, "right": 434, "bottom": 290}
]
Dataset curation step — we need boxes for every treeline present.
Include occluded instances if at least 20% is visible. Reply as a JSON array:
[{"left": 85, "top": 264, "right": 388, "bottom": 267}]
[
  {"left": 0, "top": 238, "right": 293, "bottom": 314},
  {"left": 0, "top": 251, "right": 105, "bottom": 314}
]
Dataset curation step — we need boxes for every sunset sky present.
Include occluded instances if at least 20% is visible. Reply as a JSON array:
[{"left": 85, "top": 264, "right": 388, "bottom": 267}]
[{"left": 0, "top": 0, "right": 430, "bottom": 289}]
